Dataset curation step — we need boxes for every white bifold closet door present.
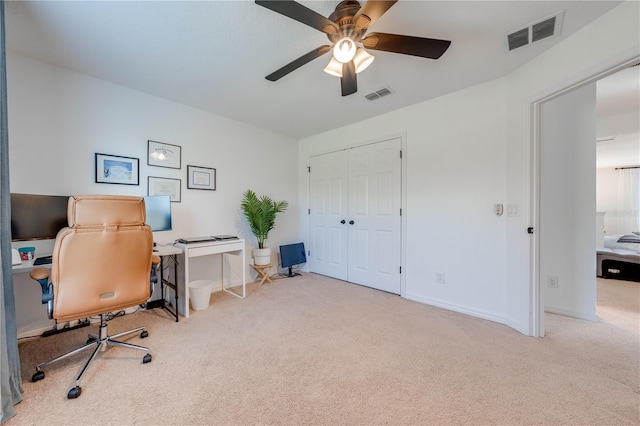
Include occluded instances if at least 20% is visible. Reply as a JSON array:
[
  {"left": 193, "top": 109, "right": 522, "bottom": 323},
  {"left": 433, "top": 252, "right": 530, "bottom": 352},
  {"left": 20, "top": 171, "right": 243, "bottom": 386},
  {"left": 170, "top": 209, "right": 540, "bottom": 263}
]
[{"left": 308, "top": 138, "right": 402, "bottom": 294}]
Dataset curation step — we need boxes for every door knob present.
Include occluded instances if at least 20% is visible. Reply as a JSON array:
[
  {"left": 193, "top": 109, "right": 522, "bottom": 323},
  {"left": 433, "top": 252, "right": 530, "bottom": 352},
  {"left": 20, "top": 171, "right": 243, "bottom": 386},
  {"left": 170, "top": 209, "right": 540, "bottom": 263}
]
[
  {"left": 349, "top": 220, "right": 355, "bottom": 225},
  {"left": 340, "top": 220, "right": 346, "bottom": 224}
]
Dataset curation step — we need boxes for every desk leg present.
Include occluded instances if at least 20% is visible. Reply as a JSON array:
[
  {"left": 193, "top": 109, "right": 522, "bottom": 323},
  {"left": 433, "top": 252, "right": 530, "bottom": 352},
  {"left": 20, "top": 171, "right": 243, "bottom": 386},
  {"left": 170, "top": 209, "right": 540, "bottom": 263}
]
[
  {"left": 178, "top": 252, "right": 189, "bottom": 319},
  {"left": 148, "top": 255, "right": 179, "bottom": 322},
  {"left": 221, "top": 249, "right": 246, "bottom": 299}
]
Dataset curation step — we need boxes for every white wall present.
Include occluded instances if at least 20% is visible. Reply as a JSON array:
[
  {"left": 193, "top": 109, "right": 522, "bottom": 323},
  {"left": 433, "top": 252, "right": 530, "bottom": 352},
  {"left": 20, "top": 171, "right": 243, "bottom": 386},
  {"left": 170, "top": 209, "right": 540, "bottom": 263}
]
[
  {"left": 8, "top": 53, "right": 299, "bottom": 336},
  {"left": 299, "top": 78, "right": 509, "bottom": 325},
  {"left": 298, "top": 1, "right": 640, "bottom": 336},
  {"left": 596, "top": 167, "right": 621, "bottom": 235}
]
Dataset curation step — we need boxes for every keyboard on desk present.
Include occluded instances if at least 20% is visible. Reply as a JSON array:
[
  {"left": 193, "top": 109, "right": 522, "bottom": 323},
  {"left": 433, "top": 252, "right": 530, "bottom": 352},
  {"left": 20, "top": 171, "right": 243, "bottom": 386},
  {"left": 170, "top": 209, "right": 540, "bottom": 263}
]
[
  {"left": 33, "top": 256, "right": 53, "bottom": 265},
  {"left": 176, "top": 235, "right": 238, "bottom": 244},
  {"left": 176, "top": 236, "right": 218, "bottom": 244}
]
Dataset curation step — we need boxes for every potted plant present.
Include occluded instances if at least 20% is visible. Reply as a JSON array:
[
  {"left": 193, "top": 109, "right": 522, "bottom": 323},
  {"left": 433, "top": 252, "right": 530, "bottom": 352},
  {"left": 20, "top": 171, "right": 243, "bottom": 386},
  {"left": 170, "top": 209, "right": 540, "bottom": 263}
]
[{"left": 241, "top": 189, "right": 288, "bottom": 265}]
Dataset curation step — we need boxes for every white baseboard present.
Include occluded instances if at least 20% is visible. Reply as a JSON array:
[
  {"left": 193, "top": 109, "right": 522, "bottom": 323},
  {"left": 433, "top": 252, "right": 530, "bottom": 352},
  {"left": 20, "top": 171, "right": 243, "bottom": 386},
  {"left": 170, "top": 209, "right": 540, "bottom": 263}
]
[
  {"left": 404, "top": 293, "right": 508, "bottom": 327},
  {"left": 544, "top": 305, "right": 598, "bottom": 322}
]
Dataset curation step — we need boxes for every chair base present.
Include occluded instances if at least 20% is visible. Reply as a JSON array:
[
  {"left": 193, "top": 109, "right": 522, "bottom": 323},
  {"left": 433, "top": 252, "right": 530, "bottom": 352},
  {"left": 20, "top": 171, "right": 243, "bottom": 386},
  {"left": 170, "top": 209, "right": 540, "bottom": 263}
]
[{"left": 32, "top": 314, "right": 151, "bottom": 399}]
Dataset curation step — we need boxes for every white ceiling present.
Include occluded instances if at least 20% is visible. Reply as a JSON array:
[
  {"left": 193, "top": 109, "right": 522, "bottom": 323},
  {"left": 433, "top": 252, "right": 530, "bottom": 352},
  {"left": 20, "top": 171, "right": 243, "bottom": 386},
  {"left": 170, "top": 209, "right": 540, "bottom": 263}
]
[{"left": 3, "top": 0, "right": 628, "bottom": 140}]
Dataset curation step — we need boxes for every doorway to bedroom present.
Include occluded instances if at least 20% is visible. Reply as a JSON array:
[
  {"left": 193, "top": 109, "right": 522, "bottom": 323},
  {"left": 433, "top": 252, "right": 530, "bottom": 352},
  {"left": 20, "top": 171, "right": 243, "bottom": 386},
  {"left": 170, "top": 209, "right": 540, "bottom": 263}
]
[{"left": 537, "top": 60, "right": 640, "bottom": 335}]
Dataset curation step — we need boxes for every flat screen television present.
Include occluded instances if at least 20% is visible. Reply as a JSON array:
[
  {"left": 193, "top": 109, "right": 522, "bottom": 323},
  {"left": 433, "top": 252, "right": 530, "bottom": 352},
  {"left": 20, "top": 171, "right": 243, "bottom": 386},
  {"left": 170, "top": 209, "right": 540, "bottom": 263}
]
[
  {"left": 10, "top": 193, "right": 69, "bottom": 241},
  {"left": 279, "top": 242, "right": 306, "bottom": 278},
  {"left": 143, "top": 195, "right": 172, "bottom": 232}
]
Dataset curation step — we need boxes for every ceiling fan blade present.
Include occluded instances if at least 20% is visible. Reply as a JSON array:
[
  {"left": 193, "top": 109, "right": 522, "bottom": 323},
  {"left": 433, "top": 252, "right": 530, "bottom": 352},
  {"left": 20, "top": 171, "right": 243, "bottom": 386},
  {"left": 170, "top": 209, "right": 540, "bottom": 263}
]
[
  {"left": 255, "top": 1, "right": 339, "bottom": 35},
  {"left": 265, "top": 46, "right": 331, "bottom": 81},
  {"left": 341, "top": 61, "right": 357, "bottom": 96},
  {"left": 352, "top": 0, "right": 397, "bottom": 31},
  {"left": 362, "top": 32, "right": 451, "bottom": 59}
]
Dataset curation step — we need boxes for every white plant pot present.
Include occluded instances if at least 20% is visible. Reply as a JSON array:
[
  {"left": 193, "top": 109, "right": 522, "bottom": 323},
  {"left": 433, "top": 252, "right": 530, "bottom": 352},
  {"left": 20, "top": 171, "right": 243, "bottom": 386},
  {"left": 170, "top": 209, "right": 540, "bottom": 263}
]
[{"left": 253, "top": 247, "right": 271, "bottom": 265}]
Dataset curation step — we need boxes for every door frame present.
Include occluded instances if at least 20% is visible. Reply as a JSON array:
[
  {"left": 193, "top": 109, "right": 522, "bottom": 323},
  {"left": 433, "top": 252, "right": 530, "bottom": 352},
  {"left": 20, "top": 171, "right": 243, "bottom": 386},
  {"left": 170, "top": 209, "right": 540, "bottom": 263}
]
[
  {"left": 530, "top": 57, "right": 639, "bottom": 337},
  {"left": 307, "top": 133, "right": 408, "bottom": 297}
]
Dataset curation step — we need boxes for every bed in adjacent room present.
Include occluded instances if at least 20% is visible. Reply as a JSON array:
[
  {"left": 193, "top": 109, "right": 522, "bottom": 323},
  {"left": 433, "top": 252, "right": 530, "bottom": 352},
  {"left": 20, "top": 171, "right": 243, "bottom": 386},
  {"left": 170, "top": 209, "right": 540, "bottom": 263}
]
[{"left": 597, "top": 233, "right": 640, "bottom": 282}]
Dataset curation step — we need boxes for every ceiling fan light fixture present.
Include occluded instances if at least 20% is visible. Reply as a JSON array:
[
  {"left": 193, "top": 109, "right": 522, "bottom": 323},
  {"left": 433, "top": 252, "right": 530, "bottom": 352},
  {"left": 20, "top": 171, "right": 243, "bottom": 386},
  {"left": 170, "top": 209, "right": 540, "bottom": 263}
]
[
  {"left": 324, "top": 57, "right": 343, "bottom": 77},
  {"left": 353, "top": 48, "right": 374, "bottom": 73},
  {"left": 333, "top": 37, "right": 356, "bottom": 63}
]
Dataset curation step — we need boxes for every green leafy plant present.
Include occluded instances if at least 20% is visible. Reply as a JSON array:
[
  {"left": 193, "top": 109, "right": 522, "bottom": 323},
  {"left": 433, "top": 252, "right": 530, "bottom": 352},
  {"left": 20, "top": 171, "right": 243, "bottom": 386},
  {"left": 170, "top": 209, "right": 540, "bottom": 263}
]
[{"left": 241, "top": 190, "right": 288, "bottom": 249}]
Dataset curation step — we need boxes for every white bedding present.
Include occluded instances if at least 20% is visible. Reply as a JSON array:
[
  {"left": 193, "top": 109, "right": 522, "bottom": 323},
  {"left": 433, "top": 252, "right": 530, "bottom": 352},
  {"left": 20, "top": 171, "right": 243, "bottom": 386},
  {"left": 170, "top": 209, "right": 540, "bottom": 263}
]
[{"left": 604, "top": 235, "right": 640, "bottom": 253}]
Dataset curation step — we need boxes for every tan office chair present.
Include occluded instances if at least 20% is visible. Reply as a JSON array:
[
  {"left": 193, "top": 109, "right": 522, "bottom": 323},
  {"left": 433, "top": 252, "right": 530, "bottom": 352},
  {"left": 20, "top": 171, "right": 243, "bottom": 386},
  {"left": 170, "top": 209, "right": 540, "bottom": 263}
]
[{"left": 29, "top": 195, "right": 159, "bottom": 399}]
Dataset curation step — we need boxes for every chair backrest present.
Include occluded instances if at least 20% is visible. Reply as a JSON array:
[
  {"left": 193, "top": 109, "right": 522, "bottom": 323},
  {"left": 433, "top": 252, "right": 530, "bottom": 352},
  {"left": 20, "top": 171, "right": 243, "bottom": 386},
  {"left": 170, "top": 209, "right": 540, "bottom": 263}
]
[{"left": 50, "top": 195, "right": 153, "bottom": 322}]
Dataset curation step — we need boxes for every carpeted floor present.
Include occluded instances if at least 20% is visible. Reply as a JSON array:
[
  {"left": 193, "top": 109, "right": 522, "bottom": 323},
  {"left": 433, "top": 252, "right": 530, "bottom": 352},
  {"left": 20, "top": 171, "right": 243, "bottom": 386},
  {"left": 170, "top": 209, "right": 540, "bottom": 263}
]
[{"left": 8, "top": 274, "right": 640, "bottom": 425}]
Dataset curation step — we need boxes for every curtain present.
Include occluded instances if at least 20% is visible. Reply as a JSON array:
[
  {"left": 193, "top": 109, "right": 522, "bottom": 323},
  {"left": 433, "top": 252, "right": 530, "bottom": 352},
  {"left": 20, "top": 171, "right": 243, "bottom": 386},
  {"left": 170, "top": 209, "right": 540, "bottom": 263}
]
[
  {"left": 616, "top": 168, "right": 640, "bottom": 233},
  {"left": 0, "top": 1, "right": 23, "bottom": 422}
]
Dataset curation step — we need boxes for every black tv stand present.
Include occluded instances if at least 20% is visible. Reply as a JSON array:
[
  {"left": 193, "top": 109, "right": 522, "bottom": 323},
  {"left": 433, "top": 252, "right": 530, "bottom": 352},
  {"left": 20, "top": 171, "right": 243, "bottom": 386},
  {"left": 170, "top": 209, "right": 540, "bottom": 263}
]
[{"left": 284, "top": 267, "right": 300, "bottom": 278}]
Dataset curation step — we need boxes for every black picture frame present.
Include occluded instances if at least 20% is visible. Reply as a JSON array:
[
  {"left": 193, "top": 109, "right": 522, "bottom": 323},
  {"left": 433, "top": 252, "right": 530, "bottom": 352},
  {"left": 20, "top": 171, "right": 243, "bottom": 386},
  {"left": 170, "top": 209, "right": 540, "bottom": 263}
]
[
  {"left": 95, "top": 153, "right": 139, "bottom": 185},
  {"left": 147, "top": 140, "right": 181, "bottom": 169},
  {"left": 148, "top": 176, "right": 181, "bottom": 202},
  {"left": 187, "top": 165, "right": 216, "bottom": 191}
]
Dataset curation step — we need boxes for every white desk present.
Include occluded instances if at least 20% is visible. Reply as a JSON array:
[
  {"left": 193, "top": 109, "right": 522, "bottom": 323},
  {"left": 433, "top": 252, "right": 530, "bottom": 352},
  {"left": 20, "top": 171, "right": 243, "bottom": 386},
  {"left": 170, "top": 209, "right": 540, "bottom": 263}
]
[
  {"left": 174, "top": 239, "right": 246, "bottom": 318},
  {"left": 12, "top": 256, "right": 53, "bottom": 273}
]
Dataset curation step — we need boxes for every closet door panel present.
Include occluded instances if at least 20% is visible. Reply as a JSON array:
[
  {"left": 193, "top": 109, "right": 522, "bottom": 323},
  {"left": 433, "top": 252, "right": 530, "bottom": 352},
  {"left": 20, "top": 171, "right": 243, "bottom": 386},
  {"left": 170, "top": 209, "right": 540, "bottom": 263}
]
[
  {"left": 309, "top": 151, "right": 348, "bottom": 280},
  {"left": 347, "top": 139, "right": 402, "bottom": 294}
]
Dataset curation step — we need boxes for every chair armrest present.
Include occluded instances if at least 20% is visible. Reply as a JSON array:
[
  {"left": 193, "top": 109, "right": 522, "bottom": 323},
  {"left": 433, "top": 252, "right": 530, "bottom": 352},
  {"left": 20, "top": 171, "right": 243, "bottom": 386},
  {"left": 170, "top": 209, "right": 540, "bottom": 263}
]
[
  {"left": 30, "top": 267, "right": 49, "bottom": 281},
  {"left": 29, "top": 267, "right": 54, "bottom": 315}
]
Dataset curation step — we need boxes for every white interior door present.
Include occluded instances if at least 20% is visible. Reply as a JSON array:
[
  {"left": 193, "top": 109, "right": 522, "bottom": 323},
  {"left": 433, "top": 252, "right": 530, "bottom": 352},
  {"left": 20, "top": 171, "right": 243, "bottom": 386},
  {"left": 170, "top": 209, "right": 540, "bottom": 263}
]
[
  {"left": 309, "top": 138, "right": 402, "bottom": 294},
  {"left": 308, "top": 150, "right": 348, "bottom": 281},
  {"left": 347, "top": 140, "right": 402, "bottom": 293}
]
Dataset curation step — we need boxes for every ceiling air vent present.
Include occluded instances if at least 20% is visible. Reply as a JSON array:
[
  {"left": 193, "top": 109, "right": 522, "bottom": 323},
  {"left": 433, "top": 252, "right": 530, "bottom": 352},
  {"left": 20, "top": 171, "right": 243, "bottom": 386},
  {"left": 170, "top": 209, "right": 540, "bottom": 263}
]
[
  {"left": 507, "top": 10, "right": 564, "bottom": 51},
  {"left": 365, "top": 87, "right": 393, "bottom": 101},
  {"left": 532, "top": 16, "right": 556, "bottom": 42},
  {"left": 508, "top": 28, "right": 529, "bottom": 51}
]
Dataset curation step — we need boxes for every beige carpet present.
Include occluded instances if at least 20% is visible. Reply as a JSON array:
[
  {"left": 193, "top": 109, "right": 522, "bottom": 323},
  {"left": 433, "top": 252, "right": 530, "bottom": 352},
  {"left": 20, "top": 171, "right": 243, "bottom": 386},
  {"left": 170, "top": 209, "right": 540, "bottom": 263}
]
[{"left": 7, "top": 274, "right": 640, "bottom": 425}]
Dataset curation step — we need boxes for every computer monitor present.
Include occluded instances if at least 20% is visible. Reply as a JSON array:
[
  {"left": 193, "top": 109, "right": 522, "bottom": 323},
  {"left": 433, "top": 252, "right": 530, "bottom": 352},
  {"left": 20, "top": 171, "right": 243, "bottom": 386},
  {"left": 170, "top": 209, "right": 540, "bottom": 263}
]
[
  {"left": 143, "top": 195, "right": 172, "bottom": 232},
  {"left": 10, "top": 193, "right": 69, "bottom": 241},
  {"left": 279, "top": 242, "right": 306, "bottom": 278}
]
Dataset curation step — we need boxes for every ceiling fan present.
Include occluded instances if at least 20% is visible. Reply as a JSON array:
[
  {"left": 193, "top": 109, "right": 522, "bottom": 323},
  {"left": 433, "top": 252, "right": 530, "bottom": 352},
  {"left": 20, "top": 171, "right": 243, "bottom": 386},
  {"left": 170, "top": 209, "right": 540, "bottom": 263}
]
[{"left": 255, "top": 0, "right": 452, "bottom": 97}]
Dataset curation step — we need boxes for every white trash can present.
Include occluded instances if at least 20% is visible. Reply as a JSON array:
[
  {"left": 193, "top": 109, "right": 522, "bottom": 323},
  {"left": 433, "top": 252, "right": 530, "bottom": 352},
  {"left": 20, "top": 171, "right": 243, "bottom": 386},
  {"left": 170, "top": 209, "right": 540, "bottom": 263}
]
[{"left": 189, "top": 280, "right": 214, "bottom": 311}]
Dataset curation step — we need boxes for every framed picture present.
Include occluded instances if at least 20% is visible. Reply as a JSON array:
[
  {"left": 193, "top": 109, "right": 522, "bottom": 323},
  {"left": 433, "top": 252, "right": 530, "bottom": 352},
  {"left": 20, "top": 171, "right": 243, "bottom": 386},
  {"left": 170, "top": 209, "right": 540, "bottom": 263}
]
[
  {"left": 95, "top": 153, "right": 139, "bottom": 185},
  {"left": 147, "top": 140, "right": 181, "bottom": 169},
  {"left": 187, "top": 165, "right": 216, "bottom": 191},
  {"left": 148, "top": 176, "right": 181, "bottom": 202}
]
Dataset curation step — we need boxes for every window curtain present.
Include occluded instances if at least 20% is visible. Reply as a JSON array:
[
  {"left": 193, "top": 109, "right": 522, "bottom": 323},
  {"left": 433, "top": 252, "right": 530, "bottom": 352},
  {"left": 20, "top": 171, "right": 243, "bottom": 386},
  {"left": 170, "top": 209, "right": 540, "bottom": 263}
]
[
  {"left": 616, "top": 168, "right": 640, "bottom": 233},
  {"left": 1, "top": 1, "right": 24, "bottom": 422}
]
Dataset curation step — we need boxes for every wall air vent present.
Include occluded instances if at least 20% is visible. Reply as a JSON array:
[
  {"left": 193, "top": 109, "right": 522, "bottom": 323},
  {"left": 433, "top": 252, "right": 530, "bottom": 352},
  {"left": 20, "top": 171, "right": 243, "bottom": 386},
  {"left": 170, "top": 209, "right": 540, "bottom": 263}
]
[
  {"left": 507, "top": 10, "right": 564, "bottom": 51},
  {"left": 365, "top": 87, "right": 393, "bottom": 101}
]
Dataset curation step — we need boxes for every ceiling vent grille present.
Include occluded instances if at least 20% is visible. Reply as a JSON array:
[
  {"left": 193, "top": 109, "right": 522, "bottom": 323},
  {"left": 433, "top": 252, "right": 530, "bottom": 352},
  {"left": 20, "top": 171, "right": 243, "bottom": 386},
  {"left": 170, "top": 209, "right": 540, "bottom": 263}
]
[
  {"left": 508, "top": 28, "right": 529, "bottom": 51},
  {"left": 365, "top": 87, "right": 393, "bottom": 101},
  {"left": 532, "top": 16, "right": 556, "bottom": 42},
  {"left": 507, "top": 10, "right": 564, "bottom": 51}
]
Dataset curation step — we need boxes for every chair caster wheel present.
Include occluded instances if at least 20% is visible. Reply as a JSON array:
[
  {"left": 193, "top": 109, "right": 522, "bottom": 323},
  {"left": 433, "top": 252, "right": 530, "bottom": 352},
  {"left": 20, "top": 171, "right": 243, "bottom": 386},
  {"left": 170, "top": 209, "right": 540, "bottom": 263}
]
[
  {"left": 140, "top": 330, "right": 149, "bottom": 338},
  {"left": 32, "top": 370, "right": 45, "bottom": 382},
  {"left": 67, "top": 386, "right": 81, "bottom": 399},
  {"left": 143, "top": 353, "right": 152, "bottom": 363}
]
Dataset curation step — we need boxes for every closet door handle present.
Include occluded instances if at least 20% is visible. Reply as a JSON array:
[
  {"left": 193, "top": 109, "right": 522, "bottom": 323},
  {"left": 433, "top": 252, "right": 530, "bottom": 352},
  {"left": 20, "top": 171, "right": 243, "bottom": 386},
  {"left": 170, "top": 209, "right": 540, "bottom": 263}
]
[
  {"left": 349, "top": 220, "right": 355, "bottom": 225},
  {"left": 340, "top": 220, "right": 346, "bottom": 224}
]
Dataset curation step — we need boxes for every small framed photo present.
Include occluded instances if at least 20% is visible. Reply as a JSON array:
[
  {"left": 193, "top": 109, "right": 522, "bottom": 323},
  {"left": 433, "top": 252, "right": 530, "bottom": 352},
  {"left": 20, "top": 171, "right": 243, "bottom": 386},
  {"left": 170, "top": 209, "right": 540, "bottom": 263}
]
[
  {"left": 148, "top": 140, "right": 181, "bottom": 169},
  {"left": 148, "top": 176, "right": 181, "bottom": 202},
  {"left": 95, "top": 153, "right": 139, "bottom": 185},
  {"left": 187, "top": 165, "right": 216, "bottom": 191}
]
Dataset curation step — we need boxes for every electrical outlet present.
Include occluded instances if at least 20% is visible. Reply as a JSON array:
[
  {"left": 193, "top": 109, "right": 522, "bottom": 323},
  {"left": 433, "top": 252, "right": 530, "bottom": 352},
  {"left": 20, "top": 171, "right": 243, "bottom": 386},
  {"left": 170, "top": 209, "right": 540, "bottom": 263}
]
[
  {"left": 547, "top": 275, "right": 559, "bottom": 288},
  {"left": 436, "top": 272, "right": 446, "bottom": 284}
]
